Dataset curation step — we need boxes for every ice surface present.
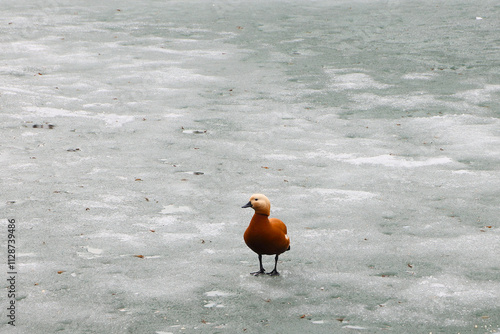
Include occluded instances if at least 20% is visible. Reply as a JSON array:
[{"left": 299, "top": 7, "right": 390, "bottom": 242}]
[{"left": 2, "top": 0, "right": 500, "bottom": 333}]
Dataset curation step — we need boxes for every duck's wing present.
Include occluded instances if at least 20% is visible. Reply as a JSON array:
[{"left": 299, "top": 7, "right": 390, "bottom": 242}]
[{"left": 269, "top": 218, "right": 287, "bottom": 235}]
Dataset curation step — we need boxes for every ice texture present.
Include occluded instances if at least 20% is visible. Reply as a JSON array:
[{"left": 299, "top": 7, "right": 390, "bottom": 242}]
[{"left": 2, "top": 0, "right": 500, "bottom": 333}]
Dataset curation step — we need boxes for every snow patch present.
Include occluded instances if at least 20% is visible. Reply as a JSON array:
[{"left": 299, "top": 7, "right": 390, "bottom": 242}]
[
  {"left": 402, "top": 72, "right": 437, "bottom": 80},
  {"left": 326, "top": 71, "right": 392, "bottom": 90},
  {"left": 161, "top": 205, "right": 192, "bottom": 214},
  {"left": 343, "top": 325, "right": 367, "bottom": 330},
  {"left": 346, "top": 155, "right": 453, "bottom": 168},
  {"left": 204, "top": 290, "right": 233, "bottom": 297},
  {"left": 264, "top": 154, "right": 298, "bottom": 160},
  {"left": 309, "top": 188, "right": 377, "bottom": 201},
  {"left": 86, "top": 247, "right": 103, "bottom": 255},
  {"left": 21, "top": 107, "right": 135, "bottom": 127}
]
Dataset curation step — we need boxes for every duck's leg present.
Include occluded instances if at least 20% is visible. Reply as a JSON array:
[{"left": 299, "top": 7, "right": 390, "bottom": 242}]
[
  {"left": 267, "top": 254, "right": 280, "bottom": 276},
  {"left": 250, "top": 254, "right": 265, "bottom": 276}
]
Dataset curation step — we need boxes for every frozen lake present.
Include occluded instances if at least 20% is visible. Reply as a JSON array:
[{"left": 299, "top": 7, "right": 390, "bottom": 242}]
[{"left": 2, "top": 0, "right": 500, "bottom": 332}]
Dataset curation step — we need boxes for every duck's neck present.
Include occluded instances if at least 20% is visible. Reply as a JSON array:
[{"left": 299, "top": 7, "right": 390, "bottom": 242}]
[
  {"left": 250, "top": 213, "right": 270, "bottom": 226},
  {"left": 254, "top": 206, "right": 270, "bottom": 216}
]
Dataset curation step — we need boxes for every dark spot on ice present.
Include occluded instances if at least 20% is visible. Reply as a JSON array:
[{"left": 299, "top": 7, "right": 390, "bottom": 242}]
[{"left": 33, "top": 124, "right": 54, "bottom": 129}]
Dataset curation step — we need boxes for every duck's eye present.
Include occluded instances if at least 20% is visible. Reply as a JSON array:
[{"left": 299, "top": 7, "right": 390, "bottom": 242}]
[{"left": 254, "top": 198, "right": 258, "bottom": 201}]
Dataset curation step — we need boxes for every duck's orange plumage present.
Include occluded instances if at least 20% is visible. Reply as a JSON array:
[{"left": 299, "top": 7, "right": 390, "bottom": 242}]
[{"left": 242, "top": 194, "right": 290, "bottom": 276}]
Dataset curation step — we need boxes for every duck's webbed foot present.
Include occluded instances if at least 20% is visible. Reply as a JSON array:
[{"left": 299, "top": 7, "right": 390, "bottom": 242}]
[
  {"left": 250, "top": 269, "right": 266, "bottom": 276},
  {"left": 267, "top": 269, "right": 280, "bottom": 276}
]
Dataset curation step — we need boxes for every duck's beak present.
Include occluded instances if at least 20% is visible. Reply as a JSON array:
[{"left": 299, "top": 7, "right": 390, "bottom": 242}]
[{"left": 241, "top": 201, "right": 252, "bottom": 208}]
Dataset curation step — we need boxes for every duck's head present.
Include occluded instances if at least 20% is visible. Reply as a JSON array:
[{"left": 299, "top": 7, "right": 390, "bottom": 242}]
[{"left": 242, "top": 193, "right": 271, "bottom": 216}]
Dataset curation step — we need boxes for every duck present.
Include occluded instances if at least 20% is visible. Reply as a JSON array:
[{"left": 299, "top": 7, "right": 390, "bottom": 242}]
[{"left": 242, "top": 194, "right": 290, "bottom": 276}]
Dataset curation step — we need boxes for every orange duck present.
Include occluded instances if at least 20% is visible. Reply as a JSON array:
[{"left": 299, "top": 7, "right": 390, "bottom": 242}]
[{"left": 242, "top": 194, "right": 290, "bottom": 276}]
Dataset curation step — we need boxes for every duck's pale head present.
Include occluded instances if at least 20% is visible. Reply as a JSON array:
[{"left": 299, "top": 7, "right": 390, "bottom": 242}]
[{"left": 242, "top": 193, "right": 271, "bottom": 216}]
